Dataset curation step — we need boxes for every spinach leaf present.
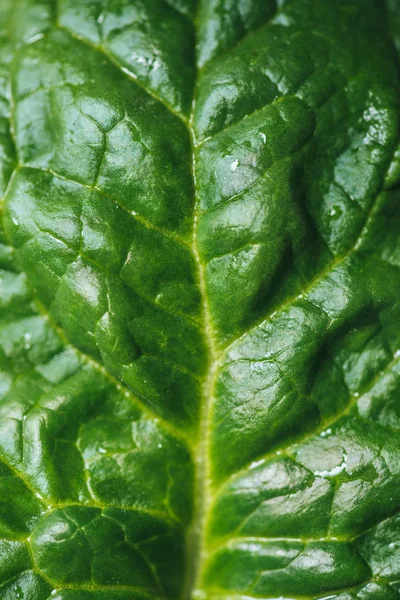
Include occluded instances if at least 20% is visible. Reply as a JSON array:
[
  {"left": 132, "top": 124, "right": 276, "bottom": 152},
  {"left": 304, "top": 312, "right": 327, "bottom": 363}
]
[{"left": 1, "top": 1, "right": 400, "bottom": 599}]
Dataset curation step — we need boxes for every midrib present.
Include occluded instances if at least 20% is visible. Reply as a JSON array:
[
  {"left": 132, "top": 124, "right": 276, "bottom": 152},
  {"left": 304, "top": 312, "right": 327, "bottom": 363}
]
[{"left": 182, "top": 118, "right": 221, "bottom": 598}]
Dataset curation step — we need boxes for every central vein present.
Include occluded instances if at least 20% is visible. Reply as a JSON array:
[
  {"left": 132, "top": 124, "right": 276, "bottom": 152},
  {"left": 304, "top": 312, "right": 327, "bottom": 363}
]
[{"left": 181, "top": 116, "right": 220, "bottom": 598}]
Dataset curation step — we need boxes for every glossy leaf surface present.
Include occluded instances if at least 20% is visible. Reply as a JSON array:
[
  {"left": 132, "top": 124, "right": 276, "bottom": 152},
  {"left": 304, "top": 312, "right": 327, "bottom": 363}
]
[{"left": 1, "top": 1, "right": 400, "bottom": 599}]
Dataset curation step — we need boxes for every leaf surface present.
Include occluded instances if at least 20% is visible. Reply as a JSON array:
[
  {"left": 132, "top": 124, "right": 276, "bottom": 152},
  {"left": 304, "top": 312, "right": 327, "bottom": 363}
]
[{"left": 1, "top": 1, "right": 400, "bottom": 599}]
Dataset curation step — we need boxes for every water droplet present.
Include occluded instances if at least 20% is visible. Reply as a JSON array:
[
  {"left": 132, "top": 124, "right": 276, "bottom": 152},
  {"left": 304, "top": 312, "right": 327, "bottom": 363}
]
[
  {"left": 329, "top": 205, "right": 343, "bottom": 220},
  {"left": 12, "top": 217, "right": 19, "bottom": 226},
  {"left": 97, "top": 13, "right": 104, "bottom": 24},
  {"left": 158, "top": 443, "right": 163, "bottom": 449},
  {"left": 258, "top": 132, "right": 267, "bottom": 144},
  {"left": 230, "top": 158, "right": 239, "bottom": 171},
  {"left": 320, "top": 428, "right": 332, "bottom": 438},
  {"left": 98, "top": 447, "right": 107, "bottom": 454}
]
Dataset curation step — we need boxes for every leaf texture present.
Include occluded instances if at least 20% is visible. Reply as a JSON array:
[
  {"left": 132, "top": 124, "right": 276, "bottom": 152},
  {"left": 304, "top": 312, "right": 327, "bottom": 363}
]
[{"left": 1, "top": 1, "right": 400, "bottom": 599}]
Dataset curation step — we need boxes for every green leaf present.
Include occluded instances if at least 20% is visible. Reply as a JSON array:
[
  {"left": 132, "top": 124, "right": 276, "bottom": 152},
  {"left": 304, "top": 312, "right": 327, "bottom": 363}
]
[{"left": 0, "top": 1, "right": 400, "bottom": 599}]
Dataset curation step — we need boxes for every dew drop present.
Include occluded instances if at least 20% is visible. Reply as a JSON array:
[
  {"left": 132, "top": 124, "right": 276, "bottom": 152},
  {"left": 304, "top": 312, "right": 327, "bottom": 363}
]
[
  {"left": 329, "top": 205, "right": 343, "bottom": 220},
  {"left": 230, "top": 158, "right": 239, "bottom": 171},
  {"left": 320, "top": 427, "right": 332, "bottom": 438}
]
